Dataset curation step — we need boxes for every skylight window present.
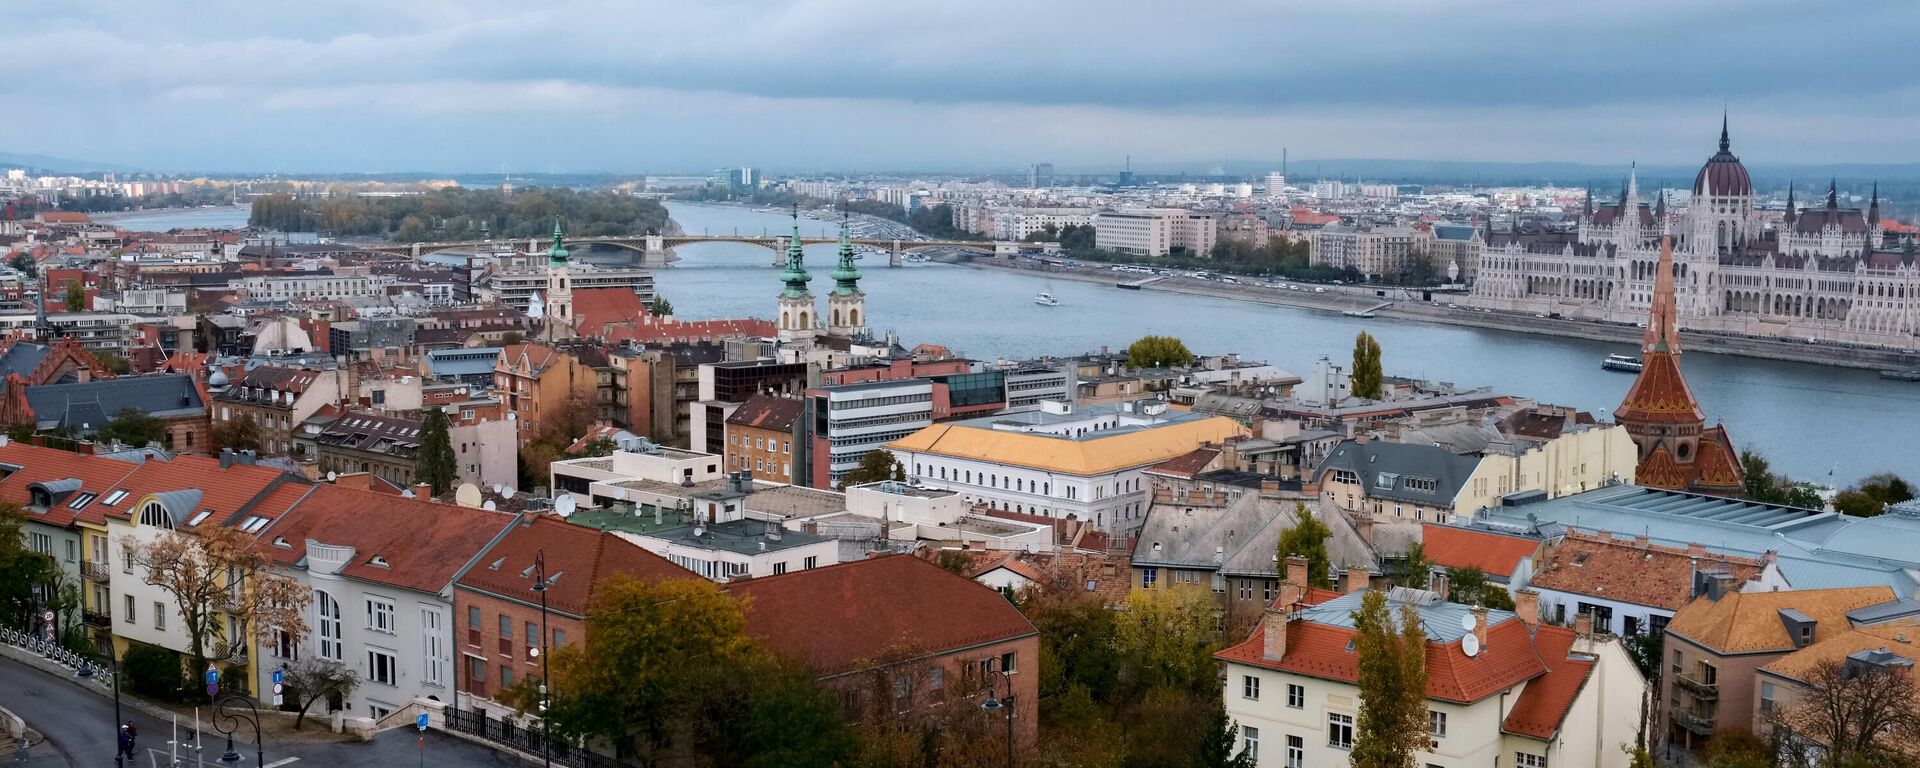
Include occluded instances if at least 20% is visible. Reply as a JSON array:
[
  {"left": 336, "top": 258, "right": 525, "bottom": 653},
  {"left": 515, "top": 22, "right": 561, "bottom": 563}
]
[
  {"left": 241, "top": 516, "right": 270, "bottom": 533},
  {"left": 187, "top": 510, "right": 213, "bottom": 526},
  {"left": 68, "top": 492, "right": 99, "bottom": 510},
  {"left": 101, "top": 490, "right": 128, "bottom": 506}
]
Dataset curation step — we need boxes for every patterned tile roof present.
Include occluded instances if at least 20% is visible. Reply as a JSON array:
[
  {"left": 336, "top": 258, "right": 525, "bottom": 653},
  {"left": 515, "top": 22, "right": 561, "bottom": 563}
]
[
  {"left": 1666, "top": 586, "right": 1895, "bottom": 655},
  {"left": 1527, "top": 530, "right": 1770, "bottom": 611},
  {"left": 1421, "top": 524, "right": 1538, "bottom": 578}
]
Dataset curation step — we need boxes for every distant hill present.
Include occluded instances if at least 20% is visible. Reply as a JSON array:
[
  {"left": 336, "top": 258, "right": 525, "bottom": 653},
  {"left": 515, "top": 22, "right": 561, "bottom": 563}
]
[{"left": 0, "top": 151, "right": 136, "bottom": 174}]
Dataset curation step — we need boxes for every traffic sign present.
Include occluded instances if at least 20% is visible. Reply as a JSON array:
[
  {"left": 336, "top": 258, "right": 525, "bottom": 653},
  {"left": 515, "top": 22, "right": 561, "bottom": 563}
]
[
  {"left": 41, "top": 610, "right": 52, "bottom": 623},
  {"left": 271, "top": 669, "right": 284, "bottom": 685},
  {"left": 416, "top": 712, "right": 430, "bottom": 732},
  {"left": 272, "top": 694, "right": 283, "bottom": 707},
  {"left": 206, "top": 665, "right": 219, "bottom": 697},
  {"left": 272, "top": 683, "right": 283, "bottom": 695}
]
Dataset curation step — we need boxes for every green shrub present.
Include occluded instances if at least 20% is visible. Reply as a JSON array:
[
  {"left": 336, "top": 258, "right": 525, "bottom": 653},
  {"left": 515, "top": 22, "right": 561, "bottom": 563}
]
[{"left": 123, "top": 641, "right": 186, "bottom": 701}]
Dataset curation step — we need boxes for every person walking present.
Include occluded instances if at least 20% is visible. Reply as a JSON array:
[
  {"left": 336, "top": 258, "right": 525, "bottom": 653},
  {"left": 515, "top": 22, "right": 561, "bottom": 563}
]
[{"left": 116, "top": 721, "right": 137, "bottom": 764}]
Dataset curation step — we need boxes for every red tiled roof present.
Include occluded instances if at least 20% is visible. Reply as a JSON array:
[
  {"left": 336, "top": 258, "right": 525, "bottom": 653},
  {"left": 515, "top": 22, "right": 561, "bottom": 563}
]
[
  {"left": 1143, "top": 447, "right": 1220, "bottom": 479},
  {"left": 1529, "top": 530, "right": 1768, "bottom": 611},
  {"left": 1217, "top": 610, "right": 1547, "bottom": 704},
  {"left": 730, "top": 554, "right": 1037, "bottom": 677},
  {"left": 260, "top": 484, "right": 516, "bottom": 593},
  {"left": 724, "top": 393, "right": 805, "bottom": 432},
  {"left": 456, "top": 516, "right": 693, "bottom": 617},
  {"left": 566, "top": 288, "right": 648, "bottom": 334},
  {"left": 0, "top": 442, "right": 142, "bottom": 526},
  {"left": 565, "top": 424, "right": 626, "bottom": 454},
  {"left": 1422, "top": 524, "right": 1538, "bottom": 577},
  {"left": 103, "top": 454, "right": 301, "bottom": 529},
  {"left": 1501, "top": 625, "right": 1595, "bottom": 740}
]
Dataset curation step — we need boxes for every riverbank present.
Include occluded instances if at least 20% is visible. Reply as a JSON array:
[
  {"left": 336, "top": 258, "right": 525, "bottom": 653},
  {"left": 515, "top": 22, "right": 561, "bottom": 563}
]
[
  {"left": 963, "top": 256, "right": 1920, "bottom": 372},
  {"left": 88, "top": 204, "right": 248, "bottom": 223}
]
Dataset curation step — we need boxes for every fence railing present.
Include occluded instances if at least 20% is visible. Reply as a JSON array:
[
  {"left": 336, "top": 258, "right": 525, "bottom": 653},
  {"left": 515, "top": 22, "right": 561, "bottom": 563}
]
[
  {"left": 443, "top": 708, "right": 636, "bottom": 768},
  {"left": 0, "top": 625, "right": 105, "bottom": 679}
]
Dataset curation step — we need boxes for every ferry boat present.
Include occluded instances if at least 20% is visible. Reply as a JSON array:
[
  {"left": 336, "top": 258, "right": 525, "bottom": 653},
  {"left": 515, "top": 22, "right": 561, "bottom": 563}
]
[
  {"left": 1034, "top": 292, "right": 1060, "bottom": 306},
  {"left": 1880, "top": 369, "right": 1920, "bottom": 382},
  {"left": 1601, "top": 354, "right": 1643, "bottom": 373}
]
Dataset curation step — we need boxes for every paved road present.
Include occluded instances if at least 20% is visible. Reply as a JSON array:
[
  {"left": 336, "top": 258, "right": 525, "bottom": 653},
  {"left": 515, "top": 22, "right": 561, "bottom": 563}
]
[{"left": 0, "top": 656, "right": 519, "bottom": 768}]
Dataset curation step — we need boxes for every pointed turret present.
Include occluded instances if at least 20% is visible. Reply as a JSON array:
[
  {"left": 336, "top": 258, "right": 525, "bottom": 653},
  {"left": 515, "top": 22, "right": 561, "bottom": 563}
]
[
  {"left": 1868, "top": 182, "right": 1880, "bottom": 224},
  {"left": 830, "top": 216, "right": 862, "bottom": 297},
  {"left": 1626, "top": 162, "right": 1640, "bottom": 207},
  {"left": 1583, "top": 183, "right": 1594, "bottom": 221},
  {"left": 547, "top": 219, "right": 568, "bottom": 266},
  {"left": 1645, "top": 235, "right": 1681, "bottom": 355},
  {"left": 1783, "top": 181, "right": 1796, "bottom": 226},
  {"left": 1826, "top": 178, "right": 1839, "bottom": 210},
  {"left": 778, "top": 212, "right": 811, "bottom": 300},
  {"left": 1718, "top": 110, "right": 1730, "bottom": 154},
  {"left": 1654, "top": 188, "right": 1667, "bottom": 223}
]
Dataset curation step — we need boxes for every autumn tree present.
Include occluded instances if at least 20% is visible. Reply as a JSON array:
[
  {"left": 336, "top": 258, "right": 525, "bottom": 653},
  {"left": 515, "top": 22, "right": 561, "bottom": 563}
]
[
  {"left": 534, "top": 577, "right": 758, "bottom": 762},
  {"left": 127, "top": 524, "right": 311, "bottom": 696},
  {"left": 1126, "top": 334, "right": 1194, "bottom": 369},
  {"left": 648, "top": 296, "right": 674, "bottom": 317},
  {"left": 98, "top": 407, "right": 166, "bottom": 448},
  {"left": 1769, "top": 657, "right": 1920, "bottom": 767},
  {"left": 1351, "top": 589, "right": 1429, "bottom": 768},
  {"left": 63, "top": 280, "right": 86, "bottom": 311},
  {"left": 838, "top": 449, "right": 904, "bottom": 490},
  {"left": 279, "top": 657, "right": 360, "bottom": 730},
  {"left": 417, "top": 407, "right": 456, "bottom": 495},
  {"left": 1112, "top": 583, "right": 1223, "bottom": 696},
  {"left": 1276, "top": 503, "right": 1335, "bottom": 589},
  {"left": 1351, "top": 331, "right": 1383, "bottom": 400},
  {"left": 0, "top": 501, "right": 55, "bottom": 629},
  {"left": 1391, "top": 542, "right": 1434, "bottom": 589},
  {"left": 1445, "top": 566, "right": 1515, "bottom": 610},
  {"left": 210, "top": 414, "right": 262, "bottom": 453}
]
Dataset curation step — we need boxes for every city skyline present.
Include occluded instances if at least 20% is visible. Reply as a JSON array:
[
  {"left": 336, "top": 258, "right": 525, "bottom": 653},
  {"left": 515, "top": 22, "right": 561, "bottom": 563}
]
[{"left": 5, "top": 1, "right": 1916, "bottom": 173}]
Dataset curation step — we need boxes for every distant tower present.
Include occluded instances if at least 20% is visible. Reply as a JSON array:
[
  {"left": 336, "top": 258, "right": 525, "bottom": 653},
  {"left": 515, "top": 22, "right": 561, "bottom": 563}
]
[
  {"left": 775, "top": 210, "right": 817, "bottom": 343},
  {"left": 826, "top": 213, "right": 866, "bottom": 338},
  {"left": 539, "top": 220, "right": 575, "bottom": 341}
]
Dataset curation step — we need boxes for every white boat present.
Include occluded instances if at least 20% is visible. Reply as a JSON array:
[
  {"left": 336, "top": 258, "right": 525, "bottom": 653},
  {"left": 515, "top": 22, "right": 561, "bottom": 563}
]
[
  {"left": 1034, "top": 292, "right": 1060, "bottom": 306},
  {"left": 1602, "top": 354, "right": 1643, "bottom": 373}
]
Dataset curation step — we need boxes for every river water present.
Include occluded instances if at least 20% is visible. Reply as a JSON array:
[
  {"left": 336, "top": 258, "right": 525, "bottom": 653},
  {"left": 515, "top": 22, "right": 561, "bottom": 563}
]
[
  {"left": 104, "top": 201, "right": 1916, "bottom": 485},
  {"left": 657, "top": 203, "right": 1916, "bottom": 487}
]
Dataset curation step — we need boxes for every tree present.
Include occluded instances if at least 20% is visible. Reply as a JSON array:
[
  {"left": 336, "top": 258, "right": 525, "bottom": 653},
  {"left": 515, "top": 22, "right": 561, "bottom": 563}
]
[
  {"left": 0, "top": 501, "right": 55, "bottom": 630},
  {"left": 1276, "top": 503, "right": 1335, "bottom": 589},
  {"left": 1445, "top": 567, "right": 1515, "bottom": 610},
  {"left": 838, "top": 449, "right": 904, "bottom": 490},
  {"left": 1741, "top": 450, "right": 1826, "bottom": 509},
  {"left": 1391, "top": 542, "right": 1433, "bottom": 589},
  {"left": 97, "top": 407, "right": 166, "bottom": 448},
  {"left": 63, "top": 280, "right": 86, "bottom": 312},
  {"left": 1834, "top": 472, "right": 1916, "bottom": 518},
  {"left": 5, "top": 422, "right": 33, "bottom": 444},
  {"left": 649, "top": 296, "right": 674, "bottom": 317},
  {"left": 94, "top": 351, "right": 131, "bottom": 375},
  {"left": 1351, "top": 331, "right": 1383, "bottom": 400},
  {"left": 7, "top": 253, "right": 37, "bottom": 278},
  {"left": 1126, "top": 335, "right": 1194, "bottom": 369},
  {"left": 278, "top": 657, "right": 360, "bottom": 730},
  {"left": 1701, "top": 728, "right": 1776, "bottom": 768},
  {"left": 1111, "top": 584, "right": 1222, "bottom": 696},
  {"left": 1768, "top": 658, "right": 1920, "bottom": 767},
  {"left": 1350, "top": 589, "right": 1429, "bottom": 768},
  {"left": 933, "top": 549, "right": 975, "bottom": 576},
  {"left": 1833, "top": 490, "right": 1883, "bottom": 518},
  {"left": 574, "top": 435, "right": 617, "bottom": 458},
  {"left": 1200, "top": 702, "right": 1258, "bottom": 768},
  {"left": 681, "top": 652, "right": 856, "bottom": 768},
  {"left": 210, "top": 414, "right": 261, "bottom": 453},
  {"left": 533, "top": 577, "right": 757, "bottom": 762},
  {"left": 127, "top": 524, "right": 311, "bottom": 698},
  {"left": 417, "top": 407, "right": 456, "bottom": 495},
  {"left": 1022, "top": 585, "right": 1120, "bottom": 706}
]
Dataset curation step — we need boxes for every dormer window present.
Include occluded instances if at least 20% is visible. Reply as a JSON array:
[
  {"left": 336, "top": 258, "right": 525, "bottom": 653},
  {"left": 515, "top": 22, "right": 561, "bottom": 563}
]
[
  {"left": 273, "top": 537, "right": 291, "bottom": 548},
  {"left": 369, "top": 556, "right": 390, "bottom": 568},
  {"left": 140, "top": 501, "right": 177, "bottom": 529}
]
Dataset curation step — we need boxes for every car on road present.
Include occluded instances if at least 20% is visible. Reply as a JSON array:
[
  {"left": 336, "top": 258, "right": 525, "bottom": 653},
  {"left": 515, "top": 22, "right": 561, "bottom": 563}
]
[
  {"left": 1447, "top": 303, "right": 1459, "bottom": 309},
  {"left": 1313, "top": 287, "right": 1326, "bottom": 293}
]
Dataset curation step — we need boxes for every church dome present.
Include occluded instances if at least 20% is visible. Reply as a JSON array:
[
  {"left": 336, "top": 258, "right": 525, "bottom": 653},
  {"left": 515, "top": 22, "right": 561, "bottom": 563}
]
[
  {"left": 1692, "top": 117, "right": 1752, "bottom": 197},
  {"left": 207, "top": 367, "right": 228, "bottom": 387}
]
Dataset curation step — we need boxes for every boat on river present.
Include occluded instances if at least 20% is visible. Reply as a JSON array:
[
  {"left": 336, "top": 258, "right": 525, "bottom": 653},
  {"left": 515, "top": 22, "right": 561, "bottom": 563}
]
[
  {"left": 1602, "top": 354, "right": 1643, "bottom": 373},
  {"left": 1034, "top": 292, "right": 1059, "bottom": 306},
  {"left": 1880, "top": 369, "right": 1920, "bottom": 382}
]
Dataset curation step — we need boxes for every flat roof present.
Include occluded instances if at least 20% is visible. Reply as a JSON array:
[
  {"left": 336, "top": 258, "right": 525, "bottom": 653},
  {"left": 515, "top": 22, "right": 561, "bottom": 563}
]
[{"left": 646, "top": 519, "right": 831, "bottom": 554}]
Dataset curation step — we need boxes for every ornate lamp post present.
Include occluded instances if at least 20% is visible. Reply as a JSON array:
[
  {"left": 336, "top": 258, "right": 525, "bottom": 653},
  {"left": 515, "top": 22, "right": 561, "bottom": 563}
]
[
  {"left": 979, "top": 669, "right": 1015, "bottom": 768},
  {"left": 531, "top": 549, "right": 552, "bottom": 768},
  {"left": 213, "top": 693, "right": 263, "bottom": 766}
]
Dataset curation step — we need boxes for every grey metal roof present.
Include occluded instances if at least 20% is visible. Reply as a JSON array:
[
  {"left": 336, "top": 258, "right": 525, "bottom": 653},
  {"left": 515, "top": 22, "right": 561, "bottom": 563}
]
[
  {"left": 0, "top": 342, "right": 48, "bottom": 380},
  {"left": 150, "top": 489, "right": 204, "bottom": 516},
  {"left": 1847, "top": 598, "right": 1920, "bottom": 627},
  {"left": 643, "top": 518, "right": 830, "bottom": 555},
  {"left": 426, "top": 347, "right": 503, "bottom": 378},
  {"left": 1314, "top": 440, "right": 1482, "bottom": 507},
  {"left": 1135, "top": 493, "right": 1377, "bottom": 576},
  {"left": 1296, "top": 588, "right": 1518, "bottom": 643},
  {"left": 25, "top": 374, "right": 206, "bottom": 434}
]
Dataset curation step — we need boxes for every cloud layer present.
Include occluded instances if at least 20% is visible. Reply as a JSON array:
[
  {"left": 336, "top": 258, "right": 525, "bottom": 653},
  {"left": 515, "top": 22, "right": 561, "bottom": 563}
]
[{"left": 5, "top": 0, "right": 1914, "bottom": 173}]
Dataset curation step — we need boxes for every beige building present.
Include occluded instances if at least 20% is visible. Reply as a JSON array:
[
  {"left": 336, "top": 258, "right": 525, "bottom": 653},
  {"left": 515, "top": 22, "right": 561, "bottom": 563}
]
[
  {"left": 1453, "top": 422, "right": 1639, "bottom": 515},
  {"left": 1218, "top": 587, "right": 1645, "bottom": 768},
  {"left": 1309, "top": 224, "right": 1421, "bottom": 279},
  {"left": 1093, "top": 209, "right": 1218, "bottom": 257}
]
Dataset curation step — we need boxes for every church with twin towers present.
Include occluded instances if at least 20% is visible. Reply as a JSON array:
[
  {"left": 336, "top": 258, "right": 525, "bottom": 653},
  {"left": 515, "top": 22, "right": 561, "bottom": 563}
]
[
  {"left": 1466, "top": 117, "right": 1916, "bottom": 347},
  {"left": 776, "top": 211, "right": 869, "bottom": 344}
]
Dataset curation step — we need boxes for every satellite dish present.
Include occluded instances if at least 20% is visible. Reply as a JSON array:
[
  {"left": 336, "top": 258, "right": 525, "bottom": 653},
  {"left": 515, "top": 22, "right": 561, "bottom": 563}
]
[
  {"left": 326, "top": 471, "right": 337, "bottom": 482},
  {"left": 1460, "top": 613, "right": 1477, "bottom": 631},
  {"left": 482, "top": 500, "right": 497, "bottom": 511},
  {"left": 553, "top": 495, "right": 576, "bottom": 518},
  {"left": 454, "top": 483, "right": 482, "bottom": 508},
  {"left": 1461, "top": 632, "right": 1481, "bottom": 658}
]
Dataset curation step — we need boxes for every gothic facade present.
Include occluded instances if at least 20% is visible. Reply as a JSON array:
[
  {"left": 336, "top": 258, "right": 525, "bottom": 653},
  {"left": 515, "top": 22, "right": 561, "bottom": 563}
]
[{"left": 1467, "top": 119, "right": 1917, "bottom": 347}]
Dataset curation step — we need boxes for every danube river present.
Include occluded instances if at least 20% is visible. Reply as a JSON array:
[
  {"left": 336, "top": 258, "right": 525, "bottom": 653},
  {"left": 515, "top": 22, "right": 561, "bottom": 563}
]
[
  {"left": 656, "top": 203, "right": 1917, "bottom": 487},
  {"left": 101, "top": 201, "right": 1917, "bottom": 485}
]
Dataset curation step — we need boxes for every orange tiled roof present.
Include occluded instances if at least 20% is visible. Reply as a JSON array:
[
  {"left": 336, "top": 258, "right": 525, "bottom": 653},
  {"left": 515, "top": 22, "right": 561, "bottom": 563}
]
[
  {"left": 0, "top": 442, "right": 143, "bottom": 526},
  {"left": 456, "top": 515, "right": 693, "bottom": 617},
  {"left": 260, "top": 484, "right": 516, "bottom": 594},
  {"left": 1666, "top": 586, "right": 1896, "bottom": 655},
  {"left": 730, "top": 554, "right": 1038, "bottom": 677},
  {"left": 1614, "top": 352, "right": 1705, "bottom": 425},
  {"left": 1527, "top": 530, "right": 1769, "bottom": 611},
  {"left": 1759, "top": 626, "right": 1920, "bottom": 681},
  {"left": 1500, "top": 625, "right": 1595, "bottom": 740},
  {"left": 1217, "top": 614, "right": 1547, "bottom": 704},
  {"left": 1422, "top": 524, "right": 1537, "bottom": 577}
]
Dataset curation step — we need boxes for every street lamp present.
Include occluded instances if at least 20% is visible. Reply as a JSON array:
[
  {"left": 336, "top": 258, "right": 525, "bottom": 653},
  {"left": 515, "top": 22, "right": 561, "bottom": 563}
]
[
  {"left": 212, "top": 693, "right": 262, "bottom": 766},
  {"left": 979, "top": 670, "right": 1015, "bottom": 768},
  {"left": 87, "top": 643, "right": 126, "bottom": 767},
  {"left": 531, "top": 549, "right": 552, "bottom": 768}
]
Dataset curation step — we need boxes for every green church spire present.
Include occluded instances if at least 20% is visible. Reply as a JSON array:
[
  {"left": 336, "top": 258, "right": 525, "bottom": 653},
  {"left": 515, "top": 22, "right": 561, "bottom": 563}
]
[
  {"left": 778, "top": 208, "right": 811, "bottom": 299},
  {"left": 830, "top": 213, "right": 862, "bottom": 296},
  {"left": 547, "top": 219, "right": 568, "bottom": 266}
]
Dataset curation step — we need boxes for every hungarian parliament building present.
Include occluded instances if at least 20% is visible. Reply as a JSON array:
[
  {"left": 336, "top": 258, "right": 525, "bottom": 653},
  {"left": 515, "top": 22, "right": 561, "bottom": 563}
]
[{"left": 1465, "top": 121, "right": 1916, "bottom": 348}]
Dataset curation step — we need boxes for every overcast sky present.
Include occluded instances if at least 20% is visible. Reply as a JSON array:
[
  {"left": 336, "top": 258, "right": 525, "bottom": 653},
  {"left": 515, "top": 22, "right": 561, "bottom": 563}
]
[{"left": 5, "top": 0, "right": 1915, "bottom": 174}]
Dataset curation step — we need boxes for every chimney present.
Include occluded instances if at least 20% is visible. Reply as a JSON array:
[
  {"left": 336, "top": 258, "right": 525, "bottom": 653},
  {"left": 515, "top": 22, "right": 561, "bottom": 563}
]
[
  {"left": 413, "top": 483, "right": 433, "bottom": 501},
  {"left": 1471, "top": 606, "right": 1490, "bottom": 650},
  {"left": 1260, "top": 478, "right": 1281, "bottom": 496},
  {"left": 1431, "top": 569, "right": 1451, "bottom": 601},
  {"left": 1284, "top": 555, "right": 1309, "bottom": 588},
  {"left": 1345, "top": 567, "right": 1370, "bottom": 594},
  {"left": 1261, "top": 607, "right": 1289, "bottom": 661},
  {"left": 1515, "top": 589, "right": 1540, "bottom": 630},
  {"left": 1573, "top": 610, "right": 1593, "bottom": 639},
  {"left": 1354, "top": 513, "right": 1374, "bottom": 545},
  {"left": 219, "top": 448, "right": 234, "bottom": 468}
]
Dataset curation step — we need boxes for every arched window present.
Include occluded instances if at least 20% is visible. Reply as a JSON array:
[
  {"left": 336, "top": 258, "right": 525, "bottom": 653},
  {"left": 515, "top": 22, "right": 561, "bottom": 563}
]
[
  {"left": 316, "top": 591, "right": 342, "bottom": 660},
  {"left": 139, "top": 501, "right": 175, "bottom": 529}
]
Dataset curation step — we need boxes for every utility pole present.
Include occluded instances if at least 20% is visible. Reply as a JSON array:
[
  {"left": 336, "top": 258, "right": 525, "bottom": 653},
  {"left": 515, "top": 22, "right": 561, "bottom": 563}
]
[{"left": 533, "top": 550, "right": 552, "bottom": 768}]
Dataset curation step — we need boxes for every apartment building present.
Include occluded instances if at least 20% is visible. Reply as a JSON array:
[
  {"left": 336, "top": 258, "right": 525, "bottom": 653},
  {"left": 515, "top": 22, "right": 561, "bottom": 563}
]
[
  {"left": 1309, "top": 224, "right": 1422, "bottom": 279},
  {"left": 1092, "top": 209, "right": 1218, "bottom": 257},
  {"left": 806, "top": 379, "right": 934, "bottom": 489}
]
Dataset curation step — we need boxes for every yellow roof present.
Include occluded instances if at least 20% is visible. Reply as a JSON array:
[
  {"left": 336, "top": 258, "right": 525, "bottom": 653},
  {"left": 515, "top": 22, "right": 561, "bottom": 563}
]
[
  {"left": 1666, "top": 586, "right": 1894, "bottom": 655},
  {"left": 1759, "top": 626, "right": 1920, "bottom": 682},
  {"left": 887, "top": 416, "right": 1248, "bottom": 476}
]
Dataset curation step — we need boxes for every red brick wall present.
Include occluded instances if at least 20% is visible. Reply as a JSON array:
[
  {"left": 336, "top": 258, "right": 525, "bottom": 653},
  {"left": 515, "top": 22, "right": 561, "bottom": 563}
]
[{"left": 452, "top": 587, "right": 585, "bottom": 704}]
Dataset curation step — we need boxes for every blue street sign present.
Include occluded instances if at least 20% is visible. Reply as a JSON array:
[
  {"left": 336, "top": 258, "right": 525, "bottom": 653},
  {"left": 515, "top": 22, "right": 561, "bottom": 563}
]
[
  {"left": 205, "top": 667, "right": 219, "bottom": 685},
  {"left": 416, "top": 713, "right": 430, "bottom": 732},
  {"left": 271, "top": 669, "right": 284, "bottom": 685}
]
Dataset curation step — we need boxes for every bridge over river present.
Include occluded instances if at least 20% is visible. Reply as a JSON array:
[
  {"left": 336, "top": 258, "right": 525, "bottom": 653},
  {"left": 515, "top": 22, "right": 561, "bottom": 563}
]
[{"left": 362, "top": 234, "right": 1057, "bottom": 267}]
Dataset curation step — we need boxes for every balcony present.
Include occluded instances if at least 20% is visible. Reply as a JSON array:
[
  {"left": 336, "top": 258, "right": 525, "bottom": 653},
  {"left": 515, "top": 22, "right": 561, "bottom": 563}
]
[
  {"left": 1670, "top": 708, "right": 1717, "bottom": 737},
  {"left": 83, "top": 610, "right": 112, "bottom": 628},
  {"left": 1674, "top": 672, "right": 1718, "bottom": 700},
  {"left": 80, "top": 560, "right": 112, "bottom": 582}
]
